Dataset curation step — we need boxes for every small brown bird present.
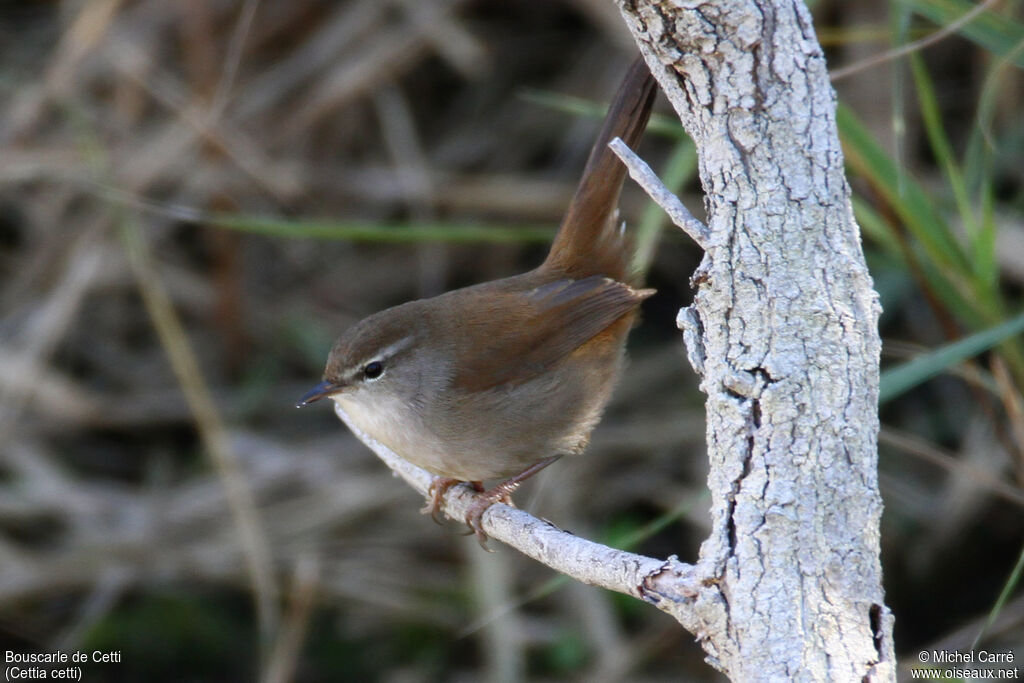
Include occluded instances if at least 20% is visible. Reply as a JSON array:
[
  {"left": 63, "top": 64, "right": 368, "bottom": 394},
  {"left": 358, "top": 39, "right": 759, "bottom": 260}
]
[{"left": 300, "top": 58, "right": 657, "bottom": 546}]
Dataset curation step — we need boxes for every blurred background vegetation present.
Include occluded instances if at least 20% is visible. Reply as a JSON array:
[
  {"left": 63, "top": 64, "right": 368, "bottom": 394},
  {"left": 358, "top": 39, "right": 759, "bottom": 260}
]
[{"left": 1, "top": 0, "right": 1022, "bottom": 681}]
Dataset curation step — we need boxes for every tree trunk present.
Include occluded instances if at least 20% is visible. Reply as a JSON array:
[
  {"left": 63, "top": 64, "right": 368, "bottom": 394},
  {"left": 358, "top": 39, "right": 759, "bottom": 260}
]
[{"left": 618, "top": 0, "right": 896, "bottom": 679}]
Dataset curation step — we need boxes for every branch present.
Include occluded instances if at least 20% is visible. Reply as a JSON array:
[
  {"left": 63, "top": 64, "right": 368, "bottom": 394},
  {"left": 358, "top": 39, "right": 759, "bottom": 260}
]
[
  {"left": 608, "top": 137, "right": 710, "bottom": 249},
  {"left": 333, "top": 403, "right": 700, "bottom": 613}
]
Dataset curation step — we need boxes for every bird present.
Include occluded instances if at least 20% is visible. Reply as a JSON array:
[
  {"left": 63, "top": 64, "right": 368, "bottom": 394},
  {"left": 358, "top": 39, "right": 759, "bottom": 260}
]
[{"left": 299, "top": 57, "right": 658, "bottom": 547}]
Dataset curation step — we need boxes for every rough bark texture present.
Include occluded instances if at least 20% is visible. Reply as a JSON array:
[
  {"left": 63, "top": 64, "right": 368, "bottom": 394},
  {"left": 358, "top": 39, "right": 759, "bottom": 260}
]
[{"left": 618, "top": 0, "right": 896, "bottom": 679}]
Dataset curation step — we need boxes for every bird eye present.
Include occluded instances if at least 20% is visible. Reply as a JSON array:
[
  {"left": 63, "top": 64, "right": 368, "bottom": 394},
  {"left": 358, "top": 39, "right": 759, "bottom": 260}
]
[{"left": 362, "top": 361, "right": 384, "bottom": 380}]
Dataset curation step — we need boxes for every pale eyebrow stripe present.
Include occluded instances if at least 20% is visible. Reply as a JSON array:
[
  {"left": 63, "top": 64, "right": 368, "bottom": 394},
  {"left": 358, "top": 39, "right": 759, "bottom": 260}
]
[{"left": 362, "top": 335, "right": 415, "bottom": 367}]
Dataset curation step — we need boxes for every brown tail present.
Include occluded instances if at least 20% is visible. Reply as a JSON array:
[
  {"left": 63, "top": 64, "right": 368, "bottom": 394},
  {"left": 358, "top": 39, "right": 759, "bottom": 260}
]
[{"left": 542, "top": 57, "right": 657, "bottom": 284}]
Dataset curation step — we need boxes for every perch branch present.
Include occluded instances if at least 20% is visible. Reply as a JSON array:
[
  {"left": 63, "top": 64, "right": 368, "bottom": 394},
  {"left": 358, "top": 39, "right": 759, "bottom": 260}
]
[{"left": 333, "top": 403, "right": 700, "bottom": 614}]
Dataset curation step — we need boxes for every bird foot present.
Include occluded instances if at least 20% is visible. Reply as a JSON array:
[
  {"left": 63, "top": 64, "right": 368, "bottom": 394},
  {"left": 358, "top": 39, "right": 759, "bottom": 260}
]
[
  {"left": 464, "top": 490, "right": 516, "bottom": 551},
  {"left": 463, "top": 455, "right": 563, "bottom": 550},
  {"left": 423, "top": 456, "right": 562, "bottom": 550},
  {"left": 421, "top": 478, "right": 483, "bottom": 525}
]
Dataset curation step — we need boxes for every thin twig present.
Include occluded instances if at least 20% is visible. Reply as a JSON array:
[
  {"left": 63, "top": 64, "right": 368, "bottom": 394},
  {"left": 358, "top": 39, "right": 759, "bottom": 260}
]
[
  {"left": 262, "top": 555, "right": 319, "bottom": 683},
  {"left": 106, "top": 35, "right": 300, "bottom": 200},
  {"left": 608, "top": 138, "right": 709, "bottom": 249},
  {"left": 829, "top": 0, "right": 1002, "bottom": 82},
  {"left": 211, "top": 0, "right": 261, "bottom": 117},
  {"left": 118, "top": 217, "right": 280, "bottom": 645},
  {"left": 879, "top": 427, "right": 1024, "bottom": 508}
]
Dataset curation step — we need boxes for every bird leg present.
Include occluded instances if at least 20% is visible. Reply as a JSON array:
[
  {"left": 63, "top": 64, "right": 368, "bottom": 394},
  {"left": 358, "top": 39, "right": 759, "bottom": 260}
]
[{"left": 465, "top": 455, "right": 562, "bottom": 550}]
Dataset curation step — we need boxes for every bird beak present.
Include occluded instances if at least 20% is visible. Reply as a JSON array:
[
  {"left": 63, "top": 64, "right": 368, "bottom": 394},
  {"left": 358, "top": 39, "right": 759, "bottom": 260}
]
[{"left": 296, "top": 380, "right": 343, "bottom": 408}]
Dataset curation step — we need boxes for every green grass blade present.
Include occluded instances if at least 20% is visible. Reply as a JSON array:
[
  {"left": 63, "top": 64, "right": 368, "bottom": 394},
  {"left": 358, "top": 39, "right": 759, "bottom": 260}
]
[
  {"left": 838, "top": 104, "right": 971, "bottom": 276},
  {"left": 880, "top": 311, "right": 1024, "bottom": 403},
  {"left": 974, "top": 176, "right": 998, "bottom": 290},
  {"left": 632, "top": 138, "right": 698, "bottom": 274},
  {"left": 969, "top": 541, "right": 1024, "bottom": 650},
  {"left": 909, "top": 54, "right": 977, "bottom": 240},
  {"left": 207, "top": 214, "right": 555, "bottom": 244},
  {"left": 851, "top": 195, "right": 902, "bottom": 255},
  {"left": 519, "top": 89, "right": 689, "bottom": 141},
  {"left": 907, "top": 0, "right": 1024, "bottom": 68},
  {"left": 839, "top": 104, "right": 996, "bottom": 326},
  {"left": 890, "top": 0, "right": 912, "bottom": 201},
  {"left": 966, "top": 38, "right": 1024, "bottom": 287}
]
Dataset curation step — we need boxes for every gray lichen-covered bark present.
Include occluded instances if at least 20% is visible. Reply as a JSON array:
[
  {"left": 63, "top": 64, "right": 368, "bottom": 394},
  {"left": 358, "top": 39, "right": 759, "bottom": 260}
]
[{"left": 617, "top": 1, "right": 896, "bottom": 679}]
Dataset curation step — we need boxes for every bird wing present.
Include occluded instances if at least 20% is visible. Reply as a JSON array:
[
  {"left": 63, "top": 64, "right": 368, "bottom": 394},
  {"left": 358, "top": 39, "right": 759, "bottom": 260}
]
[{"left": 447, "top": 275, "right": 652, "bottom": 392}]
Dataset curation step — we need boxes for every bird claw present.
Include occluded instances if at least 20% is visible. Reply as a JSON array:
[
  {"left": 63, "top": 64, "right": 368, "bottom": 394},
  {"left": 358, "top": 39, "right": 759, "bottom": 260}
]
[
  {"left": 464, "top": 489, "right": 517, "bottom": 550},
  {"left": 421, "top": 477, "right": 460, "bottom": 525},
  {"left": 465, "top": 497, "right": 497, "bottom": 551}
]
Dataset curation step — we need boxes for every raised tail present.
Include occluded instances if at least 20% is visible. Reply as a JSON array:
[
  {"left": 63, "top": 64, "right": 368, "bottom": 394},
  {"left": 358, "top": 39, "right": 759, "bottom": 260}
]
[{"left": 542, "top": 57, "right": 657, "bottom": 284}]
